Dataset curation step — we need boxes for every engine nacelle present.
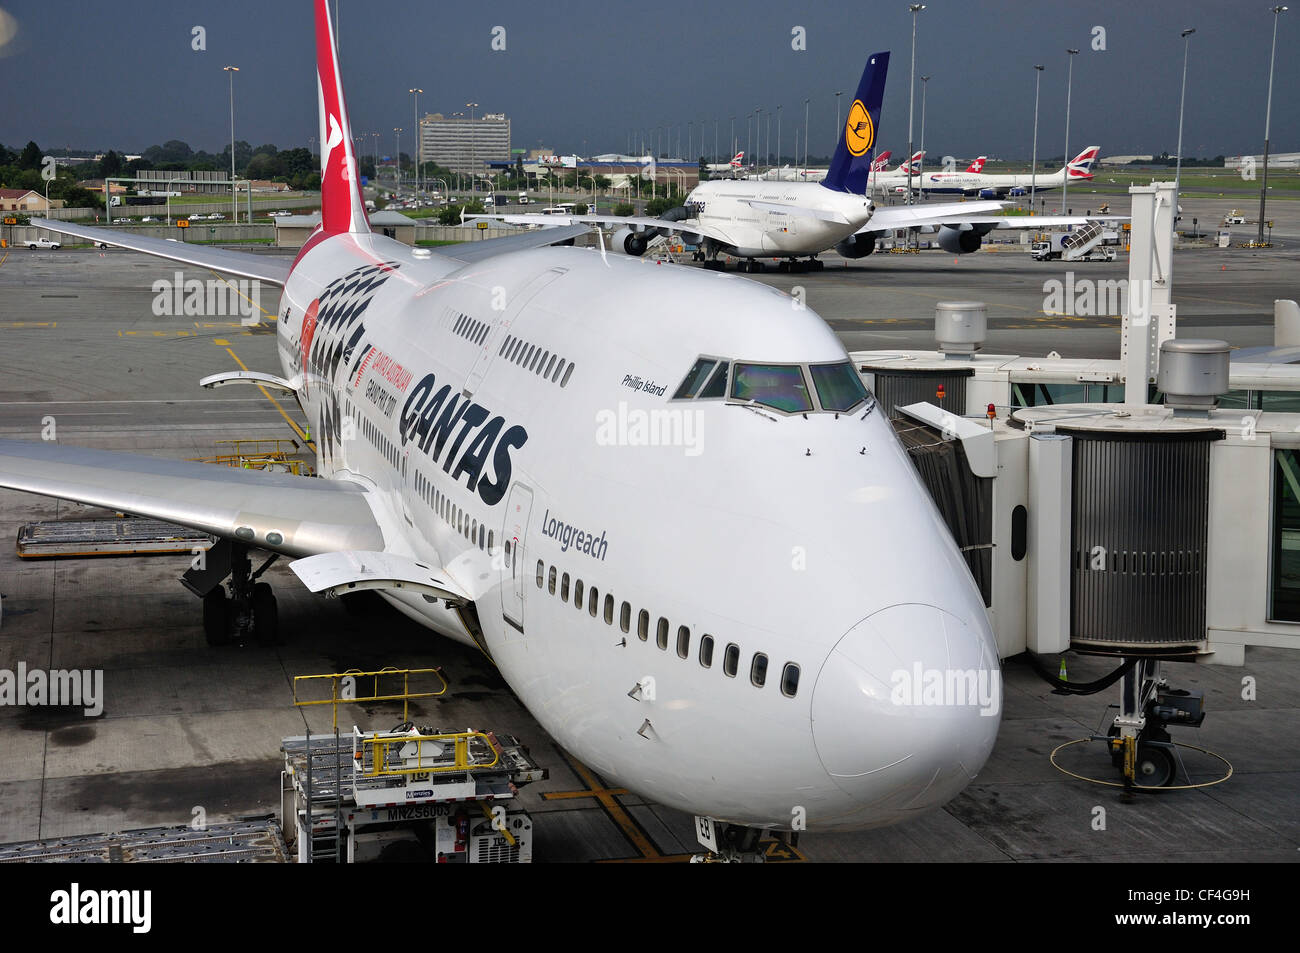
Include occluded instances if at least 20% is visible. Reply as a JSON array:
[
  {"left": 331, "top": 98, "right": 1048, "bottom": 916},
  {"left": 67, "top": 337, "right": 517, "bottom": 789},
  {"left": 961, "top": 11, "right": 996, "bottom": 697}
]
[
  {"left": 937, "top": 224, "right": 993, "bottom": 255},
  {"left": 978, "top": 188, "right": 999, "bottom": 200},
  {"left": 612, "top": 227, "right": 648, "bottom": 256},
  {"left": 1008, "top": 187, "right": 1027, "bottom": 197},
  {"left": 834, "top": 232, "right": 880, "bottom": 259}
]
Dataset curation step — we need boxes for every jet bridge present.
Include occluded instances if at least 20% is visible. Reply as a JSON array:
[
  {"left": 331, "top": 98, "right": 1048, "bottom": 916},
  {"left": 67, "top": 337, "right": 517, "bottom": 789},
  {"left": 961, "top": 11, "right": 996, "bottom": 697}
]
[{"left": 855, "top": 182, "right": 1299, "bottom": 790}]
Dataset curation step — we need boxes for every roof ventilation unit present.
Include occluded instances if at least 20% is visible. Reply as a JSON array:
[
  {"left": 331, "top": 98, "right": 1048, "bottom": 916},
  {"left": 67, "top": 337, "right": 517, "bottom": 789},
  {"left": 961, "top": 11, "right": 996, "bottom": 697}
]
[
  {"left": 935, "top": 301, "right": 986, "bottom": 358},
  {"left": 1158, "top": 339, "right": 1229, "bottom": 415}
]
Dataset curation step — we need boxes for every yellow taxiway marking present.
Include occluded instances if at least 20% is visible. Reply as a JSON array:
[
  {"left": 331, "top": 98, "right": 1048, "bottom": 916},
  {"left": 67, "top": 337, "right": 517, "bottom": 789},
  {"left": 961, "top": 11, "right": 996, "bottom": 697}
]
[
  {"left": 206, "top": 268, "right": 277, "bottom": 320},
  {"left": 1, "top": 321, "right": 56, "bottom": 329},
  {"left": 543, "top": 756, "right": 674, "bottom": 861},
  {"left": 220, "top": 343, "right": 315, "bottom": 451}
]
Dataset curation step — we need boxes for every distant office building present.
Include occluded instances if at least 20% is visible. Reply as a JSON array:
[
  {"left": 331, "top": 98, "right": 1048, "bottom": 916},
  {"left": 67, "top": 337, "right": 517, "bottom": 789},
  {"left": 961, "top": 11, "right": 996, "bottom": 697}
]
[{"left": 419, "top": 112, "right": 511, "bottom": 179}]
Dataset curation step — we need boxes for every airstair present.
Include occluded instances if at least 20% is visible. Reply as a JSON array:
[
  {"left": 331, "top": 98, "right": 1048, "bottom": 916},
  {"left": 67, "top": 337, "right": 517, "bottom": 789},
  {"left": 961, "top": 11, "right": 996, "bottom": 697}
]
[{"left": 1060, "top": 220, "right": 1105, "bottom": 261}]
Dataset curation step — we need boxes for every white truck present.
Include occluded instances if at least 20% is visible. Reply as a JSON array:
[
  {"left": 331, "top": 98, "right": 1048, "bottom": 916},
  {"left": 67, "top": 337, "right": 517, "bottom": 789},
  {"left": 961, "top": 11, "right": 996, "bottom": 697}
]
[
  {"left": 1223, "top": 210, "right": 1247, "bottom": 226},
  {"left": 24, "top": 237, "right": 61, "bottom": 250},
  {"left": 1031, "top": 239, "right": 1115, "bottom": 262}
]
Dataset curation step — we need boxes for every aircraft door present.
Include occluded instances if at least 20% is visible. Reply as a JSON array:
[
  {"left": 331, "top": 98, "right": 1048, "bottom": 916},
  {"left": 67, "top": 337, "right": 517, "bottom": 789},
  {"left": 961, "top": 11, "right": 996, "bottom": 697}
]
[{"left": 500, "top": 483, "right": 534, "bottom": 633}]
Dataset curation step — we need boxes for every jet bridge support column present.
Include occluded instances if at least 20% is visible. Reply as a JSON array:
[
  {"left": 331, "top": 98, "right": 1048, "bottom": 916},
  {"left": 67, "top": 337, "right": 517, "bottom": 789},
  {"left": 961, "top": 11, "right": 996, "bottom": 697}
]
[{"left": 1122, "top": 183, "right": 1177, "bottom": 406}]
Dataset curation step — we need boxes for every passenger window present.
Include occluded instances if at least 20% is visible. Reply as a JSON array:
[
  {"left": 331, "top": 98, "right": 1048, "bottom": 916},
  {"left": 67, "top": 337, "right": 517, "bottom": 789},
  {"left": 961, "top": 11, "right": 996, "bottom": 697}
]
[
  {"left": 545, "top": 355, "right": 558, "bottom": 379},
  {"left": 699, "top": 635, "right": 714, "bottom": 668},
  {"left": 723, "top": 643, "right": 739, "bottom": 677},
  {"left": 676, "top": 626, "right": 690, "bottom": 659},
  {"left": 552, "top": 359, "right": 566, "bottom": 383},
  {"left": 781, "top": 663, "right": 801, "bottom": 698},
  {"left": 588, "top": 587, "right": 598, "bottom": 617},
  {"left": 548, "top": 566, "right": 556, "bottom": 595},
  {"left": 536, "top": 350, "right": 549, "bottom": 373},
  {"left": 604, "top": 594, "right": 614, "bottom": 625},
  {"left": 673, "top": 357, "right": 717, "bottom": 400},
  {"left": 561, "top": 364, "right": 575, "bottom": 388},
  {"left": 656, "top": 617, "right": 669, "bottom": 650},
  {"left": 561, "top": 572, "right": 570, "bottom": 601},
  {"left": 536, "top": 560, "right": 544, "bottom": 589},
  {"left": 488, "top": 530, "right": 494, "bottom": 551},
  {"left": 751, "top": 653, "right": 768, "bottom": 688},
  {"left": 620, "top": 601, "right": 631, "bottom": 633},
  {"left": 574, "top": 579, "right": 584, "bottom": 607},
  {"left": 637, "top": 610, "right": 649, "bottom": 641},
  {"left": 503, "top": 537, "right": 511, "bottom": 567}
]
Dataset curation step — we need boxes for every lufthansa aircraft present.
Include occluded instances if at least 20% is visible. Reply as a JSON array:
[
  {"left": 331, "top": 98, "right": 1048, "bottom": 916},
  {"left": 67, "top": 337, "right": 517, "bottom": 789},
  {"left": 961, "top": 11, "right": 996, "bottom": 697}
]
[
  {"left": 477, "top": 52, "right": 1029, "bottom": 272},
  {"left": 6, "top": 0, "right": 1001, "bottom": 847}
]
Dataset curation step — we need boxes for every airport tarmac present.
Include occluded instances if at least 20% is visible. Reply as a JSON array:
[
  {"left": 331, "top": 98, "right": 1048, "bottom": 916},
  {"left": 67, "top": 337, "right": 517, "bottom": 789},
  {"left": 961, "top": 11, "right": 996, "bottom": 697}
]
[{"left": 0, "top": 241, "right": 1297, "bottom": 862}]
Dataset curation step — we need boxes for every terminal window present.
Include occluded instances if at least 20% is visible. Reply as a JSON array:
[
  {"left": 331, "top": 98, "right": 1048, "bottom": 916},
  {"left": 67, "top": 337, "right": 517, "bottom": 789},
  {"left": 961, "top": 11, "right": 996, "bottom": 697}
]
[{"left": 1271, "top": 449, "right": 1300, "bottom": 622}]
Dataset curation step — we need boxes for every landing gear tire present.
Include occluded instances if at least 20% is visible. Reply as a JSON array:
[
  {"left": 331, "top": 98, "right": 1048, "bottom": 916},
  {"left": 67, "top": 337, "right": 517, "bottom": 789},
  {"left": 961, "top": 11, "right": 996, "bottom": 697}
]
[
  {"left": 203, "top": 589, "right": 231, "bottom": 646},
  {"left": 810, "top": 258, "right": 825, "bottom": 271},
  {"left": 704, "top": 259, "right": 725, "bottom": 271},
  {"left": 777, "top": 261, "right": 790, "bottom": 273},
  {"left": 751, "top": 261, "right": 766, "bottom": 273},
  {"left": 252, "top": 582, "right": 279, "bottom": 644}
]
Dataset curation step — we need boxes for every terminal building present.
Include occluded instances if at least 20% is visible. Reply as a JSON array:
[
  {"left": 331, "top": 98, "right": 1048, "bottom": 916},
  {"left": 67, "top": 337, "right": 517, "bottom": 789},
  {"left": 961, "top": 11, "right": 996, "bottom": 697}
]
[{"left": 419, "top": 112, "right": 511, "bottom": 179}]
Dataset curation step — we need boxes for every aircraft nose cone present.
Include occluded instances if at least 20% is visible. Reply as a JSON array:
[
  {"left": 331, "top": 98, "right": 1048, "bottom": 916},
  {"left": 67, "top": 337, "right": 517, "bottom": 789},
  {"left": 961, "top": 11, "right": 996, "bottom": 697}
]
[{"left": 810, "top": 603, "right": 1001, "bottom": 828}]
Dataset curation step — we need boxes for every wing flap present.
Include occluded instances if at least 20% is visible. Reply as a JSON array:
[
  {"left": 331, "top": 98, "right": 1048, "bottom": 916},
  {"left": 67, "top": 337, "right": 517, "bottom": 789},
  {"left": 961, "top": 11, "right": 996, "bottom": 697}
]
[
  {"left": 289, "top": 550, "right": 470, "bottom": 601},
  {"left": 0, "top": 439, "right": 382, "bottom": 556}
]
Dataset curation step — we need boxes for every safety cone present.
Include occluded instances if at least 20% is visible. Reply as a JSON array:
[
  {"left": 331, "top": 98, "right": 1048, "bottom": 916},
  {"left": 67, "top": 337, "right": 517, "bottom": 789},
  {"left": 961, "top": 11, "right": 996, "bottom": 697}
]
[{"left": 1058, "top": 657, "right": 1068, "bottom": 682}]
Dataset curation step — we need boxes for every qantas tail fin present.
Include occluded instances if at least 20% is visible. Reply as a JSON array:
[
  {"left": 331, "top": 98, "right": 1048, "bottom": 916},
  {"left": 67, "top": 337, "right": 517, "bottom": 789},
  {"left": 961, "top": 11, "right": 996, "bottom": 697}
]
[
  {"left": 821, "top": 51, "right": 889, "bottom": 194},
  {"left": 314, "top": 0, "right": 370, "bottom": 235},
  {"left": 1065, "top": 146, "right": 1100, "bottom": 179}
]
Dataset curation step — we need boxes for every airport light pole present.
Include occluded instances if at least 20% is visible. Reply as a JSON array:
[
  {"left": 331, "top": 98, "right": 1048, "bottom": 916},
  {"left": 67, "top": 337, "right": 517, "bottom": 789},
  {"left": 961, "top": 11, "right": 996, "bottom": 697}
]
[
  {"left": 466, "top": 103, "right": 478, "bottom": 193},
  {"left": 1173, "top": 29, "right": 1195, "bottom": 231},
  {"left": 1062, "top": 48, "right": 1079, "bottom": 212},
  {"left": 919, "top": 75, "right": 929, "bottom": 187},
  {"left": 906, "top": 3, "right": 925, "bottom": 219},
  {"left": 777, "top": 105, "right": 782, "bottom": 177},
  {"left": 835, "top": 90, "right": 842, "bottom": 150},
  {"left": 1031, "top": 64, "right": 1044, "bottom": 215},
  {"left": 224, "top": 66, "right": 239, "bottom": 222},
  {"left": 729, "top": 116, "right": 735, "bottom": 163},
  {"left": 393, "top": 128, "right": 402, "bottom": 188},
  {"left": 1258, "top": 5, "right": 1287, "bottom": 246},
  {"left": 803, "top": 97, "right": 810, "bottom": 173},
  {"left": 409, "top": 88, "right": 423, "bottom": 194}
]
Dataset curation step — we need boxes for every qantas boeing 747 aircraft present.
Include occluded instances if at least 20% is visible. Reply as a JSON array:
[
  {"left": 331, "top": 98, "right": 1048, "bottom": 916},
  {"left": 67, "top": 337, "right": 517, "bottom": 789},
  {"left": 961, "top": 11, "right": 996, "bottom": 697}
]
[{"left": 6, "top": 0, "right": 1001, "bottom": 850}]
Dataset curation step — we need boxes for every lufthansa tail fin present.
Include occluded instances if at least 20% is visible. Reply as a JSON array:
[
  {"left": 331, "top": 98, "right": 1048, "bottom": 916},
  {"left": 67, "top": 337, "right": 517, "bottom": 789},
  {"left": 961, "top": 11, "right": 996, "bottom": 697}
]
[
  {"left": 821, "top": 51, "right": 889, "bottom": 194},
  {"left": 314, "top": 0, "right": 370, "bottom": 235}
]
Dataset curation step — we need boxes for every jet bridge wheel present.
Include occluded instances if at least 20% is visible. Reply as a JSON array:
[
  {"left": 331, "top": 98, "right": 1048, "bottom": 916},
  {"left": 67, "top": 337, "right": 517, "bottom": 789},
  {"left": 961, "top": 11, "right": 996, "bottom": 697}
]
[{"left": 203, "top": 588, "right": 231, "bottom": 646}]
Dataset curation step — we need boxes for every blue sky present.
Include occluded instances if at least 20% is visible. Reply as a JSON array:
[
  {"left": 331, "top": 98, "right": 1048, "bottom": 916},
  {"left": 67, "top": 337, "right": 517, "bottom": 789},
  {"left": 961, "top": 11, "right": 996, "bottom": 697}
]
[{"left": 0, "top": 0, "right": 1293, "bottom": 162}]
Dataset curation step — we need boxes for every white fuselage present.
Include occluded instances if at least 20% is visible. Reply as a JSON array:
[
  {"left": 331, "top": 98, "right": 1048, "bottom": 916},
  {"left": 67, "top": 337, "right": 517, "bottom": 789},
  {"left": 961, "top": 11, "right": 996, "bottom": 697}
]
[
  {"left": 920, "top": 167, "right": 1071, "bottom": 197},
  {"left": 680, "top": 180, "right": 874, "bottom": 259},
  {"left": 275, "top": 229, "right": 1001, "bottom": 832}
]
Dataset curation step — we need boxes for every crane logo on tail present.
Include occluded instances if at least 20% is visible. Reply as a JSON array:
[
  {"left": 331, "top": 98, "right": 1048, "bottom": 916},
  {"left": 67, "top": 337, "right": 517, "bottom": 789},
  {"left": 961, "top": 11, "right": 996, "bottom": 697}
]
[{"left": 845, "top": 100, "right": 874, "bottom": 157}]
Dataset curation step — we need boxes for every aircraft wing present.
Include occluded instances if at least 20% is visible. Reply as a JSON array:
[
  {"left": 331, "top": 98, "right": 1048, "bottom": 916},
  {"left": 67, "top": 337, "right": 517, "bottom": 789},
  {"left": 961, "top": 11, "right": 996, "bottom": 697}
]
[
  {"left": 864, "top": 201, "right": 1008, "bottom": 231},
  {"left": 29, "top": 218, "right": 292, "bottom": 286},
  {"left": 0, "top": 439, "right": 383, "bottom": 557},
  {"left": 930, "top": 215, "right": 1129, "bottom": 229},
  {"left": 468, "top": 213, "right": 740, "bottom": 248},
  {"left": 438, "top": 223, "right": 590, "bottom": 263}
]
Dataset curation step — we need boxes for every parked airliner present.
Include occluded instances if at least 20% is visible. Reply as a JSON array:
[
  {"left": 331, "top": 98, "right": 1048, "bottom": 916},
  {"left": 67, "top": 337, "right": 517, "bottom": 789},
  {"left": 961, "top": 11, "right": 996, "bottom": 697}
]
[
  {"left": 6, "top": 0, "right": 1001, "bottom": 851},
  {"left": 920, "top": 147, "right": 1100, "bottom": 198}
]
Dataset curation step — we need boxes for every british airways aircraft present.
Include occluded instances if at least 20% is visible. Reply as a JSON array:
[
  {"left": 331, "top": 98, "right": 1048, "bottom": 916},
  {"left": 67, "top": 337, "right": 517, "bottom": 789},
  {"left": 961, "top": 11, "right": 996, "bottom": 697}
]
[{"left": 6, "top": 0, "right": 1001, "bottom": 850}]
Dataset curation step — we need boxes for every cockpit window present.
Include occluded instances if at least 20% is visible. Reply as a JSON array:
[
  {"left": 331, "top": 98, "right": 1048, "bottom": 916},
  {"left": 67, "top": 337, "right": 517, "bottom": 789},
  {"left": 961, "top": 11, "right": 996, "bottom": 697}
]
[
  {"left": 810, "top": 361, "right": 870, "bottom": 412},
  {"left": 699, "top": 361, "right": 729, "bottom": 399},
  {"left": 672, "top": 358, "right": 717, "bottom": 400},
  {"left": 730, "top": 363, "right": 813, "bottom": 414}
]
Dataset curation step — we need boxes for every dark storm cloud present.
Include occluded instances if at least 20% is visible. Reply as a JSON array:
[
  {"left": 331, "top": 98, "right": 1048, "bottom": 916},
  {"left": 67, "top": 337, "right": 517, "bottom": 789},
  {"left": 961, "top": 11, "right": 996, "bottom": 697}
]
[{"left": 0, "top": 0, "right": 1292, "bottom": 161}]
